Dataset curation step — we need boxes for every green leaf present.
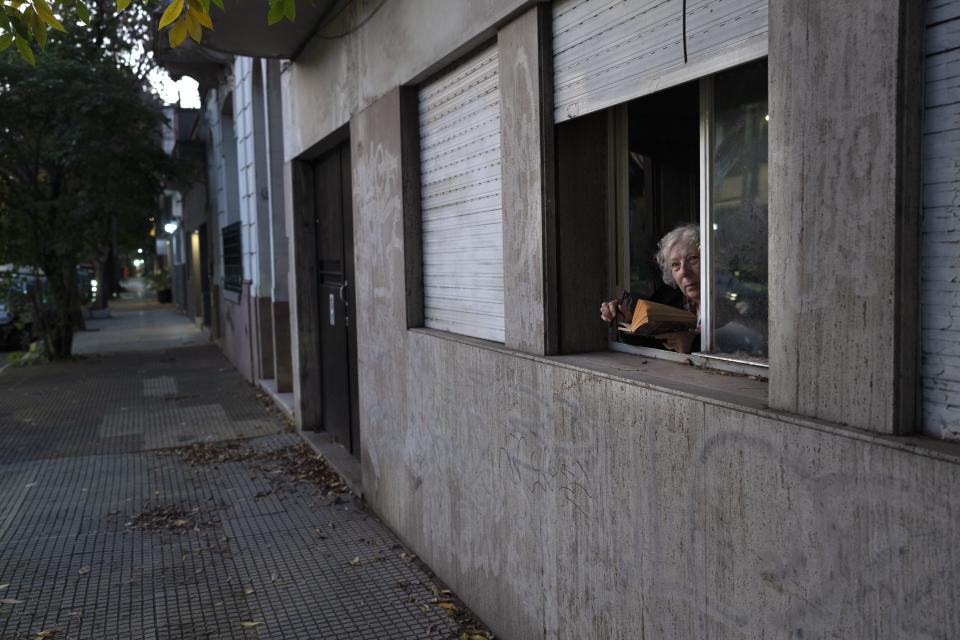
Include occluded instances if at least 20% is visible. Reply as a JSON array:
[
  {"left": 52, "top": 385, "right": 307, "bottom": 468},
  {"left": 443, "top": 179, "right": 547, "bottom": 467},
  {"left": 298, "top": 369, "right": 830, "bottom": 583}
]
[
  {"left": 266, "top": 0, "right": 284, "bottom": 25},
  {"left": 210, "top": 0, "right": 224, "bottom": 9},
  {"left": 0, "top": 33, "right": 13, "bottom": 52},
  {"left": 34, "top": 0, "right": 66, "bottom": 31},
  {"left": 283, "top": 0, "right": 295, "bottom": 22},
  {"left": 30, "top": 13, "right": 47, "bottom": 49},
  {"left": 75, "top": 0, "right": 90, "bottom": 24},
  {"left": 14, "top": 35, "right": 35, "bottom": 66},
  {"left": 117, "top": 0, "right": 132, "bottom": 10},
  {"left": 159, "top": 0, "right": 184, "bottom": 29},
  {"left": 7, "top": 12, "right": 30, "bottom": 39}
]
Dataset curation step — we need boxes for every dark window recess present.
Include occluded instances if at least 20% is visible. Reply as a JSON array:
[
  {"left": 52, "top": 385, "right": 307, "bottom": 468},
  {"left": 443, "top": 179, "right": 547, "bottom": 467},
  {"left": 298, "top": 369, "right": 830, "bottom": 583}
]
[{"left": 222, "top": 222, "right": 243, "bottom": 293}]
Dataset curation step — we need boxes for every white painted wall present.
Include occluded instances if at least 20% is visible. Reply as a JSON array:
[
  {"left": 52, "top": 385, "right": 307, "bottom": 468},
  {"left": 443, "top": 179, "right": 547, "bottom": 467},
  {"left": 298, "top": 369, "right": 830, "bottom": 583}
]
[
  {"left": 922, "top": 0, "right": 960, "bottom": 438},
  {"left": 234, "top": 56, "right": 260, "bottom": 293}
]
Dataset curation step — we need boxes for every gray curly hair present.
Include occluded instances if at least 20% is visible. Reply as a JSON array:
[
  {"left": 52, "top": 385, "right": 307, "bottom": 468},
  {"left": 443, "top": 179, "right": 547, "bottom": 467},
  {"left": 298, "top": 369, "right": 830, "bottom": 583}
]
[{"left": 655, "top": 223, "right": 700, "bottom": 287}]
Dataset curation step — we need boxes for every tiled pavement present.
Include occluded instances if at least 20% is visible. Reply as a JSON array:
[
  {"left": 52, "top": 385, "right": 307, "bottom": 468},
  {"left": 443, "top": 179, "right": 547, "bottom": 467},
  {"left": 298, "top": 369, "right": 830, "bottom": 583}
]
[{"left": 0, "top": 346, "right": 466, "bottom": 639}]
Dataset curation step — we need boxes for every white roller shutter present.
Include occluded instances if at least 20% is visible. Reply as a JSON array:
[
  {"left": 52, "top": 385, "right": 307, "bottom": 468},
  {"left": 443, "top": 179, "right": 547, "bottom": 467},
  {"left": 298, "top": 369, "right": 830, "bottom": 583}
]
[
  {"left": 922, "top": 0, "right": 960, "bottom": 439},
  {"left": 419, "top": 45, "right": 505, "bottom": 342},
  {"left": 553, "top": 0, "right": 768, "bottom": 121}
]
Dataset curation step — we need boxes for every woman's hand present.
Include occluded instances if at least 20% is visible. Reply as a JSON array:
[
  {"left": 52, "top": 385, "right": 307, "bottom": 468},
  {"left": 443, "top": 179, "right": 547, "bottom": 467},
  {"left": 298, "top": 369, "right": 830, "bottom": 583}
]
[
  {"left": 656, "top": 331, "right": 696, "bottom": 354},
  {"left": 601, "top": 299, "right": 630, "bottom": 324}
]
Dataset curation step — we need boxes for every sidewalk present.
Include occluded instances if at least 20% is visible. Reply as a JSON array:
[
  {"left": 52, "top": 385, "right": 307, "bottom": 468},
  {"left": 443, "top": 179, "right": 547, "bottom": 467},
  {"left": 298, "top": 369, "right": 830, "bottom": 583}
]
[
  {"left": 0, "top": 302, "right": 486, "bottom": 639},
  {"left": 73, "top": 278, "right": 208, "bottom": 355}
]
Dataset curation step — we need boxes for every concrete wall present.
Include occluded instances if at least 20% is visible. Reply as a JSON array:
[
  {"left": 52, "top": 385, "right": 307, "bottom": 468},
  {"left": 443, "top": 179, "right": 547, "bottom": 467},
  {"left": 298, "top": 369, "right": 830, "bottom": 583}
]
[
  {"left": 282, "top": 0, "right": 532, "bottom": 161},
  {"left": 285, "top": 1, "right": 960, "bottom": 637},
  {"left": 220, "top": 282, "right": 255, "bottom": 382},
  {"left": 768, "top": 0, "right": 924, "bottom": 435},
  {"left": 263, "top": 59, "right": 293, "bottom": 392},
  {"left": 351, "top": 86, "right": 960, "bottom": 640}
]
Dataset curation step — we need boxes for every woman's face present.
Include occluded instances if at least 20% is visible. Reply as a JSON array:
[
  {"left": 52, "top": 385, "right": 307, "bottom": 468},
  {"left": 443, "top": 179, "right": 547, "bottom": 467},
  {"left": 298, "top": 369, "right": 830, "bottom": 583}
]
[{"left": 668, "top": 241, "right": 700, "bottom": 303}]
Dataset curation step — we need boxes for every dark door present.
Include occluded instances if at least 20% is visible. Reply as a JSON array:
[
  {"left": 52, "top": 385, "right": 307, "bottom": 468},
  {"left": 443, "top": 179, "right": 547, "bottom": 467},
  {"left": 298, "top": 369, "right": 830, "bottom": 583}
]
[{"left": 313, "top": 143, "right": 359, "bottom": 457}]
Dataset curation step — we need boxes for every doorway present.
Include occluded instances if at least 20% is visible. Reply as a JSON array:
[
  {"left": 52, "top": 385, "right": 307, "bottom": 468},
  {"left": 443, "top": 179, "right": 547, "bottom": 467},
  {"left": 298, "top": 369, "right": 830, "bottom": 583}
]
[{"left": 312, "top": 142, "right": 360, "bottom": 457}]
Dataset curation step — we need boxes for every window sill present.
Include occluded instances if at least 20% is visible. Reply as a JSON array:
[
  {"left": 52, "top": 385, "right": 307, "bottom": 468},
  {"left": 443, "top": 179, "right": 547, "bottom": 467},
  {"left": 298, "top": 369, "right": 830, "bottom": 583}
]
[
  {"left": 609, "top": 341, "right": 768, "bottom": 379},
  {"left": 409, "top": 327, "right": 960, "bottom": 464},
  {"left": 550, "top": 349, "right": 768, "bottom": 411}
]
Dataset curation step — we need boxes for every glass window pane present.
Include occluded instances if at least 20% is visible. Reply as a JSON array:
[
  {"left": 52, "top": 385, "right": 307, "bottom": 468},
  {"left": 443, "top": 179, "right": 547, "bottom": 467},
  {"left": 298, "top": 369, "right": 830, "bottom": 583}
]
[{"left": 710, "top": 60, "right": 769, "bottom": 358}]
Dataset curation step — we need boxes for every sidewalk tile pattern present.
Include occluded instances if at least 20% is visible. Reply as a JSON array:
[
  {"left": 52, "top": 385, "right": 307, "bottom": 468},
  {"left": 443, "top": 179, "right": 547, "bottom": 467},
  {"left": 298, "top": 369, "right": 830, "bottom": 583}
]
[{"left": 0, "top": 347, "right": 461, "bottom": 639}]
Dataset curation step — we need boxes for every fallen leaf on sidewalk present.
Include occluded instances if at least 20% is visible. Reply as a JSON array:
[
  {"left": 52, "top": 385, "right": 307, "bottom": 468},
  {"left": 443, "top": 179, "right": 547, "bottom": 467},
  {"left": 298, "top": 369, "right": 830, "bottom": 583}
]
[
  {"left": 78, "top": 566, "right": 91, "bottom": 575},
  {"left": 243, "top": 586, "right": 254, "bottom": 595},
  {"left": 34, "top": 630, "right": 57, "bottom": 638},
  {"left": 349, "top": 556, "right": 361, "bottom": 567},
  {"left": 0, "top": 584, "right": 9, "bottom": 590},
  {"left": 0, "top": 598, "right": 24, "bottom": 605},
  {"left": 239, "top": 620, "right": 260, "bottom": 628}
]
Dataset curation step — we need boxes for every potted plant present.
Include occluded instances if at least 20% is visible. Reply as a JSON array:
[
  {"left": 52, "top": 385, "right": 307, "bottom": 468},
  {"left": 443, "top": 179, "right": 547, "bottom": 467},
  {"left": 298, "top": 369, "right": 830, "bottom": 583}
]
[{"left": 146, "top": 269, "right": 172, "bottom": 303}]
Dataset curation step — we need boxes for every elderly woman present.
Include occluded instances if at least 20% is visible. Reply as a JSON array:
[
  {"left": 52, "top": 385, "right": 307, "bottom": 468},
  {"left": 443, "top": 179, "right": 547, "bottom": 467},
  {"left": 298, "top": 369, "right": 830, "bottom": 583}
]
[{"left": 600, "top": 223, "right": 701, "bottom": 353}]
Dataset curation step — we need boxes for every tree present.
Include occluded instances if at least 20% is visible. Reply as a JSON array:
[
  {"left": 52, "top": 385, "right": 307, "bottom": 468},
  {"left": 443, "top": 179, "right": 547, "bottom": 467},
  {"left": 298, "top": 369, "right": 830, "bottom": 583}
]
[
  {"left": 0, "top": 47, "right": 178, "bottom": 358},
  {"left": 0, "top": 0, "right": 300, "bottom": 66}
]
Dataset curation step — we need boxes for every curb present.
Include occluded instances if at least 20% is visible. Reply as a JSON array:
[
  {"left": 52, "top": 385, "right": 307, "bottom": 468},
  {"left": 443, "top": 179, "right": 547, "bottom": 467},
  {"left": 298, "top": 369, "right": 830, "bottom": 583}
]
[{"left": 300, "top": 431, "right": 364, "bottom": 498}]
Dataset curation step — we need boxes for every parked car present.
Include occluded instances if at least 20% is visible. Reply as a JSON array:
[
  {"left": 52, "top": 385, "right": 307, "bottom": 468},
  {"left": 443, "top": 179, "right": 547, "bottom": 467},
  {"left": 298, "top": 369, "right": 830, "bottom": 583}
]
[{"left": 0, "top": 271, "right": 36, "bottom": 351}]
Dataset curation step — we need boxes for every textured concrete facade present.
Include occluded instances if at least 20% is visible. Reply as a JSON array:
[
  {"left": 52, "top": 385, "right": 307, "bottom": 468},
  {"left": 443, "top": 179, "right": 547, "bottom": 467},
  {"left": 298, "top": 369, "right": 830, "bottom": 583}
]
[
  {"left": 283, "top": 1, "right": 960, "bottom": 637},
  {"left": 349, "top": 84, "right": 960, "bottom": 640},
  {"left": 282, "top": 0, "right": 532, "bottom": 162},
  {"left": 767, "top": 0, "right": 924, "bottom": 435}
]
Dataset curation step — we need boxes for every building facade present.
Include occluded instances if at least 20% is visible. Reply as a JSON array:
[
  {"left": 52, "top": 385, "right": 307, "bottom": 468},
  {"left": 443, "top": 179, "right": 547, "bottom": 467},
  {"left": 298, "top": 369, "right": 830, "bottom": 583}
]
[
  {"left": 166, "top": 0, "right": 960, "bottom": 637},
  {"left": 163, "top": 54, "right": 294, "bottom": 407}
]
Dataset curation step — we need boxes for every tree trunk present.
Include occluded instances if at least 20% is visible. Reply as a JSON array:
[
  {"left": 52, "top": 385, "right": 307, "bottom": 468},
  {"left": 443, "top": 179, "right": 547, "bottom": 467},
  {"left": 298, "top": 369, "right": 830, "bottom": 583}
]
[
  {"left": 42, "top": 260, "right": 80, "bottom": 360},
  {"left": 92, "top": 252, "right": 114, "bottom": 311}
]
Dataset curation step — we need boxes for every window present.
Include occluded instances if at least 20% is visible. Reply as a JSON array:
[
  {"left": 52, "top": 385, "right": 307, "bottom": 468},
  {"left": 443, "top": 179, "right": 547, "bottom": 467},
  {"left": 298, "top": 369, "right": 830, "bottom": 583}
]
[
  {"left": 702, "top": 60, "right": 769, "bottom": 361},
  {"left": 607, "top": 59, "right": 769, "bottom": 371},
  {"left": 417, "top": 44, "right": 505, "bottom": 343},
  {"left": 222, "top": 221, "right": 243, "bottom": 293}
]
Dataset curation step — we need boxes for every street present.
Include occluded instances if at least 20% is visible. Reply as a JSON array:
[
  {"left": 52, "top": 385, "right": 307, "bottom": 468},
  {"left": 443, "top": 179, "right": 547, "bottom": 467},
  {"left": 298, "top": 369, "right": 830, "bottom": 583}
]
[{"left": 0, "top": 296, "right": 483, "bottom": 639}]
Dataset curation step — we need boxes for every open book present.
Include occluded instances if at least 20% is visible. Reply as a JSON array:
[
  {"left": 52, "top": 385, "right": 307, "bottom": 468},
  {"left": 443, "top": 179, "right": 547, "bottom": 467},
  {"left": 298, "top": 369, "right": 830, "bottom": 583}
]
[{"left": 618, "top": 299, "right": 697, "bottom": 335}]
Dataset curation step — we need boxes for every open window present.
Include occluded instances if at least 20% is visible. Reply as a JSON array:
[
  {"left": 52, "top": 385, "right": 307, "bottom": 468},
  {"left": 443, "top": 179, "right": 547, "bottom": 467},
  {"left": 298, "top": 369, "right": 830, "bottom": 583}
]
[{"left": 557, "top": 59, "right": 768, "bottom": 375}]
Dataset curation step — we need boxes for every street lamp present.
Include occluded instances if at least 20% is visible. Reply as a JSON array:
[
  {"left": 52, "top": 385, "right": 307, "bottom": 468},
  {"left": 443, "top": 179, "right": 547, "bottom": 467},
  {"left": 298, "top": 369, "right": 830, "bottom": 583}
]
[{"left": 164, "top": 221, "right": 178, "bottom": 234}]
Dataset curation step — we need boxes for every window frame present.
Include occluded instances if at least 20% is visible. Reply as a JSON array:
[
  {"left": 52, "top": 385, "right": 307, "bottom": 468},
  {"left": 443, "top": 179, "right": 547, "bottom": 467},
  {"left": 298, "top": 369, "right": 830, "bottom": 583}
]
[
  {"left": 221, "top": 221, "right": 243, "bottom": 294},
  {"left": 606, "top": 71, "right": 769, "bottom": 379}
]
